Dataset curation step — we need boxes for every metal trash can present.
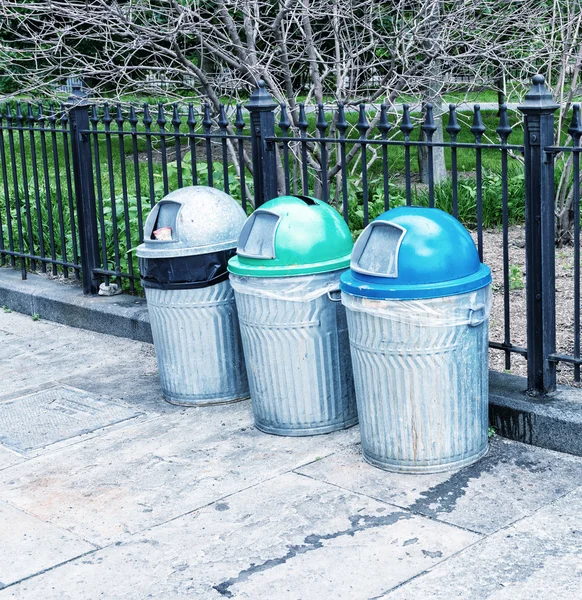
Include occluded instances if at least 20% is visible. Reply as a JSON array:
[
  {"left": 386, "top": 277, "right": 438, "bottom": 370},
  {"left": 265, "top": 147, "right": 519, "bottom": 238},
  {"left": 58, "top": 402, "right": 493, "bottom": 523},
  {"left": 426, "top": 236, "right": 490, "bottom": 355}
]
[
  {"left": 340, "top": 207, "right": 492, "bottom": 473},
  {"left": 136, "top": 186, "right": 249, "bottom": 406},
  {"left": 228, "top": 195, "right": 357, "bottom": 436}
]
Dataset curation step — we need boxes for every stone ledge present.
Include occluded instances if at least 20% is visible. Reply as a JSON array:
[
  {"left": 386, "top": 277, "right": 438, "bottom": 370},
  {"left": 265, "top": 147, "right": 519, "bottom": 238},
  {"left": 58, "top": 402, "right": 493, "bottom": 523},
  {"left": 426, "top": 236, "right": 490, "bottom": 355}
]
[{"left": 0, "top": 267, "right": 152, "bottom": 343}]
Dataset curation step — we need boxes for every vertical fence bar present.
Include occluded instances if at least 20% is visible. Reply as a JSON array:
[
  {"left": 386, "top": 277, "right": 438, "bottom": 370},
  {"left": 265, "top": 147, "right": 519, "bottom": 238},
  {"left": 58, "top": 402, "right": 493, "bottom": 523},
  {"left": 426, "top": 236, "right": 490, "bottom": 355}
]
[
  {"left": 336, "top": 103, "right": 349, "bottom": 223},
  {"left": 0, "top": 108, "right": 15, "bottom": 267},
  {"left": 471, "top": 105, "right": 486, "bottom": 261},
  {"left": 202, "top": 103, "right": 214, "bottom": 188},
  {"left": 446, "top": 105, "right": 461, "bottom": 219},
  {"left": 68, "top": 90, "right": 101, "bottom": 294},
  {"left": 172, "top": 104, "right": 183, "bottom": 190},
  {"left": 49, "top": 104, "right": 68, "bottom": 277},
  {"left": 60, "top": 104, "right": 80, "bottom": 277},
  {"left": 115, "top": 105, "right": 135, "bottom": 291},
  {"left": 400, "top": 104, "right": 413, "bottom": 206},
  {"left": 102, "top": 104, "right": 121, "bottom": 278},
  {"left": 246, "top": 80, "right": 278, "bottom": 207},
  {"left": 218, "top": 105, "right": 229, "bottom": 195},
  {"left": 568, "top": 104, "right": 582, "bottom": 382},
  {"left": 518, "top": 75, "right": 559, "bottom": 394},
  {"left": 90, "top": 106, "right": 109, "bottom": 286},
  {"left": 128, "top": 106, "right": 144, "bottom": 242},
  {"left": 422, "top": 103, "right": 436, "bottom": 208},
  {"left": 6, "top": 104, "right": 26, "bottom": 278},
  {"left": 235, "top": 105, "right": 247, "bottom": 212},
  {"left": 279, "top": 104, "right": 291, "bottom": 196},
  {"left": 187, "top": 104, "right": 198, "bottom": 186},
  {"left": 357, "top": 104, "right": 370, "bottom": 225},
  {"left": 378, "top": 103, "right": 391, "bottom": 211},
  {"left": 142, "top": 104, "right": 156, "bottom": 207},
  {"left": 157, "top": 104, "right": 169, "bottom": 196},
  {"left": 27, "top": 104, "right": 45, "bottom": 272},
  {"left": 497, "top": 103, "right": 513, "bottom": 371},
  {"left": 16, "top": 103, "right": 35, "bottom": 271},
  {"left": 38, "top": 105, "right": 57, "bottom": 275},
  {"left": 297, "top": 103, "right": 309, "bottom": 197},
  {"left": 316, "top": 103, "right": 329, "bottom": 202}
]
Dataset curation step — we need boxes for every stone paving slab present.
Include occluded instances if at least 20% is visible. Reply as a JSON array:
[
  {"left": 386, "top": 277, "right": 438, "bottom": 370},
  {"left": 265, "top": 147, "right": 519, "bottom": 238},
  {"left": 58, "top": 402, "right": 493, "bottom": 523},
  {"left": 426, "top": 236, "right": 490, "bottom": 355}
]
[
  {"left": 0, "top": 401, "right": 349, "bottom": 546},
  {"left": 0, "top": 473, "right": 479, "bottom": 599},
  {"left": 0, "top": 501, "right": 96, "bottom": 588},
  {"left": 384, "top": 487, "right": 582, "bottom": 599},
  {"left": 0, "top": 448, "right": 23, "bottom": 472},
  {"left": 297, "top": 436, "right": 582, "bottom": 534}
]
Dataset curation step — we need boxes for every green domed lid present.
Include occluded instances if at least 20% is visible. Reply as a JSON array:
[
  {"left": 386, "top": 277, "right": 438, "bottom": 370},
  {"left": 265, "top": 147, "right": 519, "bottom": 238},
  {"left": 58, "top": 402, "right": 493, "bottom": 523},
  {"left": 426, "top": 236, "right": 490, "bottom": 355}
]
[{"left": 228, "top": 195, "right": 353, "bottom": 277}]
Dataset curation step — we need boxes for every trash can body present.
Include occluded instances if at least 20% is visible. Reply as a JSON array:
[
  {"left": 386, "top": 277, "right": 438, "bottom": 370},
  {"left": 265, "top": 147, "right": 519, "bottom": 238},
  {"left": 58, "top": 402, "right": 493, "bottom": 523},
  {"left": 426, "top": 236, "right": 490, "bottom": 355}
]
[
  {"left": 137, "top": 186, "right": 249, "bottom": 406},
  {"left": 144, "top": 281, "right": 247, "bottom": 405},
  {"left": 231, "top": 272, "right": 357, "bottom": 435},
  {"left": 228, "top": 195, "right": 357, "bottom": 436},
  {"left": 340, "top": 206, "right": 492, "bottom": 473}
]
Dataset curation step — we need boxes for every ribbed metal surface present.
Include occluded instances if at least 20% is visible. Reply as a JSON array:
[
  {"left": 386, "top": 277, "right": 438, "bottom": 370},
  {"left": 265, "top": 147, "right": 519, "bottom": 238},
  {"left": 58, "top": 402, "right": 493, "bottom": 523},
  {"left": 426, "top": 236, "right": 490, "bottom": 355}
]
[
  {"left": 234, "top": 282, "right": 357, "bottom": 436},
  {"left": 345, "top": 295, "right": 489, "bottom": 473},
  {"left": 145, "top": 280, "right": 249, "bottom": 405}
]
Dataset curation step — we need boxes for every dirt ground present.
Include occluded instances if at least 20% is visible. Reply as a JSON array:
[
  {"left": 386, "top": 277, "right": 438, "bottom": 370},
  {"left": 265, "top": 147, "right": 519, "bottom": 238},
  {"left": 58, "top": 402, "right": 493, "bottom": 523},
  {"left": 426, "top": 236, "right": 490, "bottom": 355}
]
[{"left": 481, "top": 226, "right": 580, "bottom": 386}]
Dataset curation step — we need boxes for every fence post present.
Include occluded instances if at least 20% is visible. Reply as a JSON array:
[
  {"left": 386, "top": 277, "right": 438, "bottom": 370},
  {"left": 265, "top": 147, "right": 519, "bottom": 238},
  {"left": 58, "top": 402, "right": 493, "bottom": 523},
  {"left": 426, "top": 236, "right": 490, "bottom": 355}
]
[
  {"left": 68, "top": 86, "right": 100, "bottom": 295},
  {"left": 518, "top": 75, "right": 559, "bottom": 395},
  {"left": 246, "top": 80, "right": 278, "bottom": 207}
]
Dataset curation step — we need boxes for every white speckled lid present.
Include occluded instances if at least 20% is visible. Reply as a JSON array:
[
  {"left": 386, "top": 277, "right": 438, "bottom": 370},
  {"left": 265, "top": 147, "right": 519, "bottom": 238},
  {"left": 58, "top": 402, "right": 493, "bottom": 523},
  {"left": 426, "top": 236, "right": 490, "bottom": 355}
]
[{"left": 136, "top": 186, "right": 247, "bottom": 258}]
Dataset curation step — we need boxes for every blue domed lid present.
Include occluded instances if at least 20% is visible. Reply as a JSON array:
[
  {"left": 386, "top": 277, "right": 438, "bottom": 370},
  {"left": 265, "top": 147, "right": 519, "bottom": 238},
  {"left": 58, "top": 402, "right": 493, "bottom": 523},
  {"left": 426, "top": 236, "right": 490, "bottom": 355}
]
[{"left": 340, "top": 206, "right": 491, "bottom": 299}]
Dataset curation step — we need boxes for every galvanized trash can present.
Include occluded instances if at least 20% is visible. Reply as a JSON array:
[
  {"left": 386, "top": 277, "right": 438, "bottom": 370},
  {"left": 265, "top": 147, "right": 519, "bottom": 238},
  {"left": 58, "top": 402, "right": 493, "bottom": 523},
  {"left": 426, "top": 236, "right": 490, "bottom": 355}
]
[
  {"left": 340, "top": 207, "right": 492, "bottom": 473},
  {"left": 228, "top": 195, "right": 357, "bottom": 436},
  {"left": 136, "top": 186, "right": 249, "bottom": 406}
]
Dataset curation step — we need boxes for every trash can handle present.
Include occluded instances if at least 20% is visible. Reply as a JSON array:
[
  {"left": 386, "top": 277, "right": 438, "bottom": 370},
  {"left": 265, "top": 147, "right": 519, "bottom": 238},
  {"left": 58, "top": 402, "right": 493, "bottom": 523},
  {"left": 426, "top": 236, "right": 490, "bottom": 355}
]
[
  {"left": 327, "top": 288, "right": 342, "bottom": 302},
  {"left": 468, "top": 304, "right": 487, "bottom": 327}
]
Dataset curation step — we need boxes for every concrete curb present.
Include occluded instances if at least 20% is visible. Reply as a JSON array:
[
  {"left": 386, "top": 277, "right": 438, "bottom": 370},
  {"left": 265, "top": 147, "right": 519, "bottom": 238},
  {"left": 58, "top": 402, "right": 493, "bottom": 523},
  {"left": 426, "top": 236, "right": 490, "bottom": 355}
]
[
  {"left": 2, "top": 267, "right": 582, "bottom": 457},
  {"left": 0, "top": 268, "right": 152, "bottom": 343}
]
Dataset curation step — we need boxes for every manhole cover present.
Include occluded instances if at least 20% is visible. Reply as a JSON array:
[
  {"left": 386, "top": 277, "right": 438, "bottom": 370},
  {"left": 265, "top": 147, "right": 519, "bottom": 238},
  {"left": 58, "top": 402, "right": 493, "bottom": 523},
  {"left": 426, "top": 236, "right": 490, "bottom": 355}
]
[{"left": 0, "top": 386, "right": 141, "bottom": 453}]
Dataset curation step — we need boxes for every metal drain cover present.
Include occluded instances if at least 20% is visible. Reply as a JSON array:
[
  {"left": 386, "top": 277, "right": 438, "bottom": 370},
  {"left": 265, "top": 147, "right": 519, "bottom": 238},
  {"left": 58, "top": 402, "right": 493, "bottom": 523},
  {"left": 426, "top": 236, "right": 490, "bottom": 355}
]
[{"left": 0, "top": 386, "right": 141, "bottom": 453}]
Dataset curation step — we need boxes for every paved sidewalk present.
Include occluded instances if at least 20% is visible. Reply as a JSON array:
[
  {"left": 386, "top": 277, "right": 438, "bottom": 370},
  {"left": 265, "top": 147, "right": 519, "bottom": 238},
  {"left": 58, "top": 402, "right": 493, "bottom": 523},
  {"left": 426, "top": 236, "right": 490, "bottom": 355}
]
[{"left": 0, "top": 310, "right": 581, "bottom": 599}]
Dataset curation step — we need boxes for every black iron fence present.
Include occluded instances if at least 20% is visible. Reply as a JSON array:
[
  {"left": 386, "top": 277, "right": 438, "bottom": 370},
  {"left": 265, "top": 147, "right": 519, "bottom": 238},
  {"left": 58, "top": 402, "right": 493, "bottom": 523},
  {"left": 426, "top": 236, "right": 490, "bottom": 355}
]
[{"left": 0, "top": 75, "right": 579, "bottom": 396}]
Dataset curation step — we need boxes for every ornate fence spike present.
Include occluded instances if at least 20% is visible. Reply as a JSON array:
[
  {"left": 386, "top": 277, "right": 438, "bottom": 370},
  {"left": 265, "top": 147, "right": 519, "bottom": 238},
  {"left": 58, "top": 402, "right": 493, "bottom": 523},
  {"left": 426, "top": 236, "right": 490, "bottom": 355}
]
[
  {"left": 496, "top": 103, "right": 512, "bottom": 141},
  {"left": 400, "top": 103, "right": 413, "bottom": 139},
  {"left": 128, "top": 105, "right": 138, "bottom": 130},
  {"left": 471, "top": 104, "right": 486, "bottom": 141},
  {"left": 297, "top": 102, "right": 308, "bottom": 133},
  {"left": 378, "top": 103, "right": 392, "bottom": 137},
  {"left": 142, "top": 103, "right": 152, "bottom": 128},
  {"left": 336, "top": 102, "right": 348, "bottom": 137},
  {"left": 446, "top": 104, "right": 461, "bottom": 139},
  {"left": 115, "top": 104, "right": 124, "bottom": 128},
  {"left": 157, "top": 102, "right": 166, "bottom": 128},
  {"left": 235, "top": 104, "right": 245, "bottom": 132},
  {"left": 421, "top": 102, "right": 437, "bottom": 137},
  {"left": 48, "top": 103, "right": 57, "bottom": 126},
  {"left": 102, "top": 103, "right": 112, "bottom": 128},
  {"left": 5, "top": 102, "right": 13, "bottom": 123},
  {"left": 278, "top": 104, "right": 290, "bottom": 133},
  {"left": 217, "top": 104, "right": 228, "bottom": 131},
  {"left": 27, "top": 103, "right": 35, "bottom": 124},
  {"left": 202, "top": 102, "right": 212, "bottom": 132},
  {"left": 316, "top": 102, "right": 328, "bottom": 136},
  {"left": 356, "top": 103, "right": 369, "bottom": 138},
  {"left": 172, "top": 104, "right": 182, "bottom": 129},
  {"left": 15, "top": 102, "right": 23, "bottom": 125},
  {"left": 187, "top": 103, "right": 196, "bottom": 129},
  {"left": 568, "top": 104, "right": 582, "bottom": 140}
]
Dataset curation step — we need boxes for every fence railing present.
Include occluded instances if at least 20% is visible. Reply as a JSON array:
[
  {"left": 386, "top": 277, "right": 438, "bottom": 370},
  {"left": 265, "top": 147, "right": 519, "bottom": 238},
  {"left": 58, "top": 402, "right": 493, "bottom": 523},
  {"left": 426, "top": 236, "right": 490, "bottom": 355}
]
[{"left": 0, "top": 75, "right": 578, "bottom": 396}]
